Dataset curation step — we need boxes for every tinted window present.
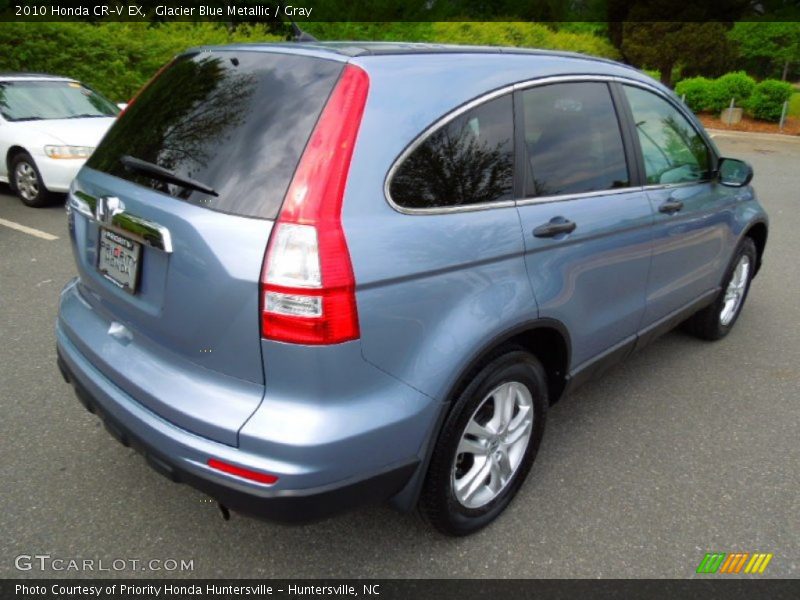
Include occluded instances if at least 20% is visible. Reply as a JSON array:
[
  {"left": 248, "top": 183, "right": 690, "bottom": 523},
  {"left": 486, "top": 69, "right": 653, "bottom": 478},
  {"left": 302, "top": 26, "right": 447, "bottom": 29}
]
[
  {"left": 522, "top": 82, "right": 629, "bottom": 197},
  {"left": 623, "top": 85, "right": 711, "bottom": 185},
  {"left": 87, "top": 51, "right": 343, "bottom": 219},
  {"left": 0, "top": 80, "right": 118, "bottom": 121},
  {"left": 389, "top": 94, "right": 514, "bottom": 209}
]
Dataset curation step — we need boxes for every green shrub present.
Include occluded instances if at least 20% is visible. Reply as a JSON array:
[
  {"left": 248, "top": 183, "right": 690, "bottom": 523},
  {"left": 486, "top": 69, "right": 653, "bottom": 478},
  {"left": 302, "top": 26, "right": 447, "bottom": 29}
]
[
  {"left": 0, "top": 23, "right": 281, "bottom": 102},
  {"left": 642, "top": 68, "right": 660, "bottom": 81},
  {"left": 789, "top": 91, "right": 800, "bottom": 117},
  {"left": 747, "top": 79, "right": 794, "bottom": 122},
  {"left": 301, "top": 22, "right": 621, "bottom": 59},
  {"left": 429, "top": 22, "right": 619, "bottom": 59},
  {"left": 705, "top": 71, "right": 756, "bottom": 112},
  {"left": 675, "top": 77, "right": 713, "bottom": 112}
]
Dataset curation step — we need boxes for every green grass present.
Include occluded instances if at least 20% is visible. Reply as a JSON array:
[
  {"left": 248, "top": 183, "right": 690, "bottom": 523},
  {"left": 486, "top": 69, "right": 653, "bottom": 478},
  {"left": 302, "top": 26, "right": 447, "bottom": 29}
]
[{"left": 789, "top": 92, "right": 800, "bottom": 117}]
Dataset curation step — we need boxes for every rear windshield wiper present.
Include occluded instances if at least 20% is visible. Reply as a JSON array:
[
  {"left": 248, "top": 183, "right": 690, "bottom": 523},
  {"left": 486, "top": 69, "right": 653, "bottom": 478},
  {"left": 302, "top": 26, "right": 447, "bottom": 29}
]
[{"left": 120, "top": 155, "right": 218, "bottom": 197}]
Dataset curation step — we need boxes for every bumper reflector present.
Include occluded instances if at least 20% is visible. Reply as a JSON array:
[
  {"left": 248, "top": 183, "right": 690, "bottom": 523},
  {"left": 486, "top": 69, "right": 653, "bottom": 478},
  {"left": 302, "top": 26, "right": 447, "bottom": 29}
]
[{"left": 207, "top": 458, "right": 278, "bottom": 485}]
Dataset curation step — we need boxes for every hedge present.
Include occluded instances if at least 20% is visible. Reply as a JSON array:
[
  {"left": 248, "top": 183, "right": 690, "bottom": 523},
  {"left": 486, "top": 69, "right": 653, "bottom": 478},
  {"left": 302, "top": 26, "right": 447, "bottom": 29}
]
[
  {"left": 675, "top": 72, "right": 791, "bottom": 122},
  {"left": 747, "top": 80, "right": 794, "bottom": 121},
  {"left": 705, "top": 71, "right": 756, "bottom": 112},
  {"left": 429, "top": 22, "right": 619, "bottom": 58},
  {"left": 307, "top": 22, "right": 619, "bottom": 58},
  {"left": 675, "top": 76, "right": 713, "bottom": 112},
  {"left": 0, "top": 22, "right": 619, "bottom": 102},
  {"left": 0, "top": 23, "right": 281, "bottom": 102}
]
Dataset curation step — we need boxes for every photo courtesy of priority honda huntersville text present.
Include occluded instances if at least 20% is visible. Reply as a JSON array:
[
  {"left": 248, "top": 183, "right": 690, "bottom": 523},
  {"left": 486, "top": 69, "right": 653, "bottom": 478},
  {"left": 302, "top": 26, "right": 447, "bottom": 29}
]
[{"left": 55, "top": 42, "right": 768, "bottom": 536}]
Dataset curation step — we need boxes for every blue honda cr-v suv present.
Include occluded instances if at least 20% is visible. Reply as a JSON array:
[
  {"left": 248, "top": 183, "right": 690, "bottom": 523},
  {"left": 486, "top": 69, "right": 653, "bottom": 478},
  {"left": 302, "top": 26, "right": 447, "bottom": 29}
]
[{"left": 56, "top": 42, "right": 768, "bottom": 535}]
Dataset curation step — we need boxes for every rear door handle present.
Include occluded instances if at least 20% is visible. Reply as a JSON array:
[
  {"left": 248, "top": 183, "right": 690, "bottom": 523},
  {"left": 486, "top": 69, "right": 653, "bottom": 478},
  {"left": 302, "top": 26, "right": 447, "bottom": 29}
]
[
  {"left": 658, "top": 199, "right": 684, "bottom": 214},
  {"left": 533, "top": 218, "right": 577, "bottom": 238}
]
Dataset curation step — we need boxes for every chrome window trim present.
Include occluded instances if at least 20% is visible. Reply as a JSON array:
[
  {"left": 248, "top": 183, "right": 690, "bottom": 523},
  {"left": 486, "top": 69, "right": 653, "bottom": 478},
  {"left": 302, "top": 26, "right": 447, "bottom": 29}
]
[
  {"left": 384, "top": 73, "right": 715, "bottom": 215},
  {"left": 515, "top": 186, "right": 644, "bottom": 207},
  {"left": 384, "top": 84, "right": 517, "bottom": 216},
  {"left": 641, "top": 180, "right": 714, "bottom": 191}
]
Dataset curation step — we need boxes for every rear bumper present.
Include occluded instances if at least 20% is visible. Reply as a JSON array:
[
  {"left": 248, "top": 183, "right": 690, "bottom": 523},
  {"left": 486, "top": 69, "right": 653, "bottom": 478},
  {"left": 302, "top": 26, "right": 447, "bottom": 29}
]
[{"left": 56, "top": 342, "right": 419, "bottom": 522}]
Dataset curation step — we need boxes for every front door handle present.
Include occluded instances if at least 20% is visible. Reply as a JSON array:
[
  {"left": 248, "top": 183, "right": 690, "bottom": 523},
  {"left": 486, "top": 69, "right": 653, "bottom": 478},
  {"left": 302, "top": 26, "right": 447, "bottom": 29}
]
[
  {"left": 658, "top": 199, "right": 684, "bottom": 214},
  {"left": 533, "top": 218, "right": 577, "bottom": 238}
]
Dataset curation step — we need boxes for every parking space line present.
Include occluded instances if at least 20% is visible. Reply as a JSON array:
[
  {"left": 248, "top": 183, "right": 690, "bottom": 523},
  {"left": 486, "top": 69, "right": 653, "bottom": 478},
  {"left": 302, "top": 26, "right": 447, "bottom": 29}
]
[{"left": 0, "top": 217, "right": 59, "bottom": 240}]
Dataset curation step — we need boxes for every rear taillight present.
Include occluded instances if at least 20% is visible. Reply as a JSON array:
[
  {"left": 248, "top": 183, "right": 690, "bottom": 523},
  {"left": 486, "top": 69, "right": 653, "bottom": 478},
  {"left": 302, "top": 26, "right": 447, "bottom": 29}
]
[{"left": 260, "top": 64, "right": 369, "bottom": 345}]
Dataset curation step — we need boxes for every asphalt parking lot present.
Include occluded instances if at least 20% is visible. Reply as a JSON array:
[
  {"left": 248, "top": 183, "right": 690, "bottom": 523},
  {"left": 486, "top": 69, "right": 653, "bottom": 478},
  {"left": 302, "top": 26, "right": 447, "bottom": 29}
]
[{"left": 1, "top": 133, "right": 798, "bottom": 579}]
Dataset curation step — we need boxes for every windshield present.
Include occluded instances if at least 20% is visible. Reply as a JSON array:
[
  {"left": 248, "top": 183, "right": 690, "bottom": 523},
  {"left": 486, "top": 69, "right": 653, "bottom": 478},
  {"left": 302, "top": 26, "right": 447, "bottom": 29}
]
[{"left": 0, "top": 80, "right": 119, "bottom": 121}]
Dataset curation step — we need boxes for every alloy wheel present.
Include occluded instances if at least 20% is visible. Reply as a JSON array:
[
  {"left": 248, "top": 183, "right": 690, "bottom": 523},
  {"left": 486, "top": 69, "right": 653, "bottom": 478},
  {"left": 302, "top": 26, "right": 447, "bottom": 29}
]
[
  {"left": 720, "top": 255, "right": 750, "bottom": 326},
  {"left": 15, "top": 161, "right": 39, "bottom": 202},
  {"left": 451, "top": 381, "right": 534, "bottom": 509}
]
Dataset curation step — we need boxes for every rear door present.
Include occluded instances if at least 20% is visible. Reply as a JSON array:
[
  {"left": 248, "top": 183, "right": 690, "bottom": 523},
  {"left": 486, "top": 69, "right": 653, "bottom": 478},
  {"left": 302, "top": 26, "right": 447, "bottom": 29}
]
[
  {"left": 619, "top": 84, "right": 731, "bottom": 326},
  {"left": 514, "top": 81, "right": 654, "bottom": 373},
  {"left": 65, "top": 50, "right": 344, "bottom": 444}
]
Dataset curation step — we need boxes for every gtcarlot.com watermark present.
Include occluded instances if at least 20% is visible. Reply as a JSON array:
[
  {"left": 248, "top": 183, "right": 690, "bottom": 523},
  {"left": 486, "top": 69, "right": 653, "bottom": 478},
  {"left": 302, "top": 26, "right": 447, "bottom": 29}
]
[{"left": 14, "top": 554, "right": 194, "bottom": 572}]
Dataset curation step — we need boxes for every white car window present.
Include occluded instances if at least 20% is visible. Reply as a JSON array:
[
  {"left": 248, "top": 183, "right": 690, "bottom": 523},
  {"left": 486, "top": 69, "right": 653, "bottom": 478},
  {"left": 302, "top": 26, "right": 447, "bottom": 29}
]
[{"left": 0, "top": 80, "right": 118, "bottom": 121}]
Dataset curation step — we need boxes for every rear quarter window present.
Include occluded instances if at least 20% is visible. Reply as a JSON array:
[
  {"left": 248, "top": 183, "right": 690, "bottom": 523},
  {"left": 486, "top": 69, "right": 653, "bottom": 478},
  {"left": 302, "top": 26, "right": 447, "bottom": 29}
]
[
  {"left": 87, "top": 51, "right": 344, "bottom": 219},
  {"left": 388, "top": 93, "right": 514, "bottom": 210}
]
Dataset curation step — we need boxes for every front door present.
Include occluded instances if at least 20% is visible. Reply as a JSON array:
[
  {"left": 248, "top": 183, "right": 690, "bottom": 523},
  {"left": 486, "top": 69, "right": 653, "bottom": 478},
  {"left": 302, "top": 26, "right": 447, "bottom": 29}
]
[
  {"left": 514, "top": 81, "right": 654, "bottom": 373},
  {"left": 620, "top": 84, "right": 734, "bottom": 325}
]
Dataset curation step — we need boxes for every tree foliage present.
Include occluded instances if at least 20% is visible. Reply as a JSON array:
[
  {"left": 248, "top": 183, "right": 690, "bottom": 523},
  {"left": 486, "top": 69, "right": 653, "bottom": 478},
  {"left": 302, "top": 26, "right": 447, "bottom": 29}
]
[
  {"left": 621, "top": 22, "right": 736, "bottom": 87},
  {"left": 729, "top": 21, "right": 800, "bottom": 80}
]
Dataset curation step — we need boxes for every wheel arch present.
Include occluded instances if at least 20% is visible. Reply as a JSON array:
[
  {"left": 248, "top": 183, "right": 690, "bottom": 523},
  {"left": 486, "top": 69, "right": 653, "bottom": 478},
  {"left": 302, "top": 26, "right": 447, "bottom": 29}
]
[
  {"left": 389, "top": 318, "right": 571, "bottom": 513},
  {"left": 742, "top": 220, "right": 768, "bottom": 276},
  {"left": 6, "top": 145, "right": 29, "bottom": 181},
  {"left": 444, "top": 318, "right": 572, "bottom": 409}
]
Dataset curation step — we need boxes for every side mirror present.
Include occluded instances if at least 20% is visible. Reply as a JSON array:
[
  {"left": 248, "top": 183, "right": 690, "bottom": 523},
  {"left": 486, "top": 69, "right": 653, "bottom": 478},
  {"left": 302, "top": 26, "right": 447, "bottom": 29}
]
[{"left": 717, "top": 157, "right": 753, "bottom": 187}]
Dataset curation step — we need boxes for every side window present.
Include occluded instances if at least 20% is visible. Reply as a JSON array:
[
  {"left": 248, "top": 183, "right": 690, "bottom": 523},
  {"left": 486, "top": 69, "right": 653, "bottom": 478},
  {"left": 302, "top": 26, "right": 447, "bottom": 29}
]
[
  {"left": 623, "top": 85, "right": 711, "bottom": 185},
  {"left": 389, "top": 93, "right": 514, "bottom": 209},
  {"left": 521, "top": 82, "right": 630, "bottom": 197}
]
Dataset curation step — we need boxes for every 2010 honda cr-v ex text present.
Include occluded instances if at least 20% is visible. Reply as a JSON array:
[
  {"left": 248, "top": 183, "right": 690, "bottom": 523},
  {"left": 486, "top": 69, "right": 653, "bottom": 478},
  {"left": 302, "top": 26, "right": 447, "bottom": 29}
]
[{"left": 56, "top": 42, "right": 768, "bottom": 535}]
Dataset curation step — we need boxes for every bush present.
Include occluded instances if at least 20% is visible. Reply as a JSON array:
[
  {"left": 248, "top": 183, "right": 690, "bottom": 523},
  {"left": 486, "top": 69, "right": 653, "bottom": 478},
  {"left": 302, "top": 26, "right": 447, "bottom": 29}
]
[
  {"left": 642, "top": 68, "right": 660, "bottom": 81},
  {"left": 0, "top": 23, "right": 281, "bottom": 102},
  {"left": 0, "top": 21, "right": 621, "bottom": 103},
  {"left": 705, "top": 71, "right": 756, "bottom": 112},
  {"left": 429, "top": 22, "right": 619, "bottom": 59},
  {"left": 747, "top": 79, "right": 794, "bottom": 122},
  {"left": 675, "top": 77, "right": 713, "bottom": 112}
]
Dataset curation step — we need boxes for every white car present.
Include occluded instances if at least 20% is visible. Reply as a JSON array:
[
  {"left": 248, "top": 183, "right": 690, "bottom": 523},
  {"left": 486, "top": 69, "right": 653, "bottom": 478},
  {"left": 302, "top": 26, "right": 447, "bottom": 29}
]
[{"left": 0, "top": 73, "right": 119, "bottom": 207}]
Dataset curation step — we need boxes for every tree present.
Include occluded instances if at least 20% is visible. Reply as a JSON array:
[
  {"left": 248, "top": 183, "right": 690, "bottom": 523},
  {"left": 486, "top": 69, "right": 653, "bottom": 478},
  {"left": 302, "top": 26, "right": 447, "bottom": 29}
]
[
  {"left": 607, "top": 0, "right": 751, "bottom": 85},
  {"left": 622, "top": 21, "right": 736, "bottom": 87},
  {"left": 729, "top": 21, "right": 800, "bottom": 80}
]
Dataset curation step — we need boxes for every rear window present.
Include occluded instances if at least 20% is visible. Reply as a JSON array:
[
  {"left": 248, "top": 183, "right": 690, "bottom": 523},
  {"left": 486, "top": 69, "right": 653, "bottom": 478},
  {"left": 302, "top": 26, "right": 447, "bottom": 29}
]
[{"left": 87, "top": 50, "right": 344, "bottom": 219}]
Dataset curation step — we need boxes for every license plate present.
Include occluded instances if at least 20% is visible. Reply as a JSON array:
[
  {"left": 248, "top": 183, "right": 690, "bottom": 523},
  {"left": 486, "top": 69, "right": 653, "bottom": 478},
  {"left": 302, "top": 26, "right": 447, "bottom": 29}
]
[{"left": 97, "top": 228, "right": 141, "bottom": 294}]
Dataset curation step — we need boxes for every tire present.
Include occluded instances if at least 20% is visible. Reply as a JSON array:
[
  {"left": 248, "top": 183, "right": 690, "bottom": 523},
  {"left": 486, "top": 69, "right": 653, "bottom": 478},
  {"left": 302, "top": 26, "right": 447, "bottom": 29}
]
[
  {"left": 419, "top": 349, "right": 548, "bottom": 536},
  {"left": 683, "top": 237, "right": 757, "bottom": 341},
  {"left": 10, "top": 152, "right": 53, "bottom": 207}
]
